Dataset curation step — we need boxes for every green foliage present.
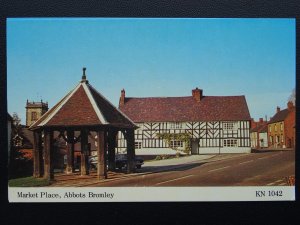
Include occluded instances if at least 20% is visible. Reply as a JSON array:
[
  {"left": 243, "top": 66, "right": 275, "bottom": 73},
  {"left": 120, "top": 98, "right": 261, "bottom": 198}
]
[
  {"left": 156, "top": 132, "right": 191, "bottom": 154},
  {"left": 9, "top": 112, "right": 33, "bottom": 179},
  {"left": 8, "top": 176, "right": 50, "bottom": 187}
]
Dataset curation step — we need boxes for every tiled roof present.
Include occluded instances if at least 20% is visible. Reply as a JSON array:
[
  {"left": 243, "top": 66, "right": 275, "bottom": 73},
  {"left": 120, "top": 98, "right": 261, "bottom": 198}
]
[
  {"left": 251, "top": 123, "right": 267, "bottom": 133},
  {"left": 30, "top": 78, "right": 136, "bottom": 129},
  {"left": 268, "top": 109, "right": 290, "bottom": 124},
  {"left": 120, "top": 95, "right": 251, "bottom": 122}
]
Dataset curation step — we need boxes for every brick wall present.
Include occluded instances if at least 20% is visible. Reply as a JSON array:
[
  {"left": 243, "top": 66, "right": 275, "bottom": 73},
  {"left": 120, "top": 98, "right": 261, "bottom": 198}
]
[{"left": 284, "top": 109, "right": 295, "bottom": 148}]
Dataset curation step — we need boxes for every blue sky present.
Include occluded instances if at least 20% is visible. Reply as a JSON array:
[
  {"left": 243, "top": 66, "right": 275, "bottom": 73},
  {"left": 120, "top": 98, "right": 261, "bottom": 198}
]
[{"left": 7, "top": 18, "right": 295, "bottom": 124}]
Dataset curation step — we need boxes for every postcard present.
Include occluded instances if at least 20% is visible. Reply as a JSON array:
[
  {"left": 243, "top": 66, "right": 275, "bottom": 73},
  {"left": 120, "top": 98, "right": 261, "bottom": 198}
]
[{"left": 7, "top": 18, "right": 295, "bottom": 202}]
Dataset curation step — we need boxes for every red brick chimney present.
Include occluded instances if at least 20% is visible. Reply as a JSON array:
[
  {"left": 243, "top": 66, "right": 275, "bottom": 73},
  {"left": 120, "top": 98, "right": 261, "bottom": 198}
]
[
  {"left": 259, "top": 118, "right": 264, "bottom": 124},
  {"left": 119, "top": 89, "right": 125, "bottom": 107},
  {"left": 276, "top": 106, "right": 280, "bottom": 113},
  {"left": 192, "top": 88, "right": 203, "bottom": 102},
  {"left": 287, "top": 101, "right": 294, "bottom": 111}
]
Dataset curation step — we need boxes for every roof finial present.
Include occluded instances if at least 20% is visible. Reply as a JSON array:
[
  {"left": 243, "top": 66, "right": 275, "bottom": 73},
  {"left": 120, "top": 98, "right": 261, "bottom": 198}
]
[{"left": 82, "top": 67, "right": 87, "bottom": 81}]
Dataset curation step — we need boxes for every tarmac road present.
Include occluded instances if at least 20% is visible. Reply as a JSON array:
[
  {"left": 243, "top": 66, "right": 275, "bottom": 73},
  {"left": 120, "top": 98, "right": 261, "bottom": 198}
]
[{"left": 89, "top": 150, "right": 294, "bottom": 187}]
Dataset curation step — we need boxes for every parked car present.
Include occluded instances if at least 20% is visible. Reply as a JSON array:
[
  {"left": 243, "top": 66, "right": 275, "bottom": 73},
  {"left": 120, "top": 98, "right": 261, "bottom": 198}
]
[
  {"left": 88, "top": 154, "right": 144, "bottom": 170},
  {"left": 115, "top": 154, "right": 144, "bottom": 170}
]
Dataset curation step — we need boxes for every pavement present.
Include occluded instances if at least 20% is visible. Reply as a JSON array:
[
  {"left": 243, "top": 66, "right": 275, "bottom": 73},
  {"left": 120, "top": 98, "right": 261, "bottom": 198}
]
[{"left": 139, "top": 153, "right": 245, "bottom": 173}]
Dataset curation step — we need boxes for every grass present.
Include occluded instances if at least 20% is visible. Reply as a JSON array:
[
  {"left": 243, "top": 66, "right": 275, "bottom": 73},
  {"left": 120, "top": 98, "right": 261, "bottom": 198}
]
[{"left": 8, "top": 176, "right": 50, "bottom": 187}]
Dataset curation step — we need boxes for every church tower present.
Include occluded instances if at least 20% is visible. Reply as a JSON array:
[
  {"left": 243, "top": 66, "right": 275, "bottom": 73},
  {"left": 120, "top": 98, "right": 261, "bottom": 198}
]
[{"left": 25, "top": 100, "right": 48, "bottom": 127}]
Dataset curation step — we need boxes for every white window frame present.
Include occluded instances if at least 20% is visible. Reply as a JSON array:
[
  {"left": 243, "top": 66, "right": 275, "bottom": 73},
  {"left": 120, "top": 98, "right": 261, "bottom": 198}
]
[
  {"left": 223, "top": 122, "right": 237, "bottom": 130},
  {"left": 223, "top": 139, "right": 238, "bottom": 147},
  {"left": 170, "top": 140, "right": 183, "bottom": 148},
  {"left": 170, "top": 122, "right": 182, "bottom": 129},
  {"left": 135, "top": 141, "right": 142, "bottom": 149}
]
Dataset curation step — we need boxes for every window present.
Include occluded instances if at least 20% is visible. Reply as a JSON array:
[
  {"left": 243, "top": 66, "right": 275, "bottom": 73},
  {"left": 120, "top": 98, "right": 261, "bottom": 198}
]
[
  {"left": 269, "top": 126, "right": 272, "bottom": 132},
  {"left": 31, "top": 111, "right": 37, "bottom": 121},
  {"left": 170, "top": 140, "right": 183, "bottom": 148},
  {"left": 276, "top": 136, "right": 279, "bottom": 143},
  {"left": 223, "top": 139, "right": 237, "bottom": 147},
  {"left": 281, "top": 135, "right": 284, "bottom": 143},
  {"left": 274, "top": 125, "right": 277, "bottom": 132},
  {"left": 270, "top": 136, "right": 273, "bottom": 143},
  {"left": 170, "top": 122, "right": 182, "bottom": 129},
  {"left": 223, "top": 122, "right": 236, "bottom": 130},
  {"left": 280, "top": 123, "right": 283, "bottom": 131},
  {"left": 135, "top": 142, "right": 142, "bottom": 149}
]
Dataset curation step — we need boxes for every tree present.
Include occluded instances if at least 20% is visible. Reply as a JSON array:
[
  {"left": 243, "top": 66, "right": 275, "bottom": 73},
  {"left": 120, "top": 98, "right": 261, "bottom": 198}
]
[
  {"left": 9, "top": 113, "right": 32, "bottom": 179},
  {"left": 10, "top": 113, "right": 23, "bottom": 160},
  {"left": 288, "top": 88, "right": 296, "bottom": 105}
]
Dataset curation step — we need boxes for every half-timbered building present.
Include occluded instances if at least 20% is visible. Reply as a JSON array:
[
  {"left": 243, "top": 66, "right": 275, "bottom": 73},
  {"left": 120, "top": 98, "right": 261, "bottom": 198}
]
[{"left": 118, "top": 88, "right": 251, "bottom": 155}]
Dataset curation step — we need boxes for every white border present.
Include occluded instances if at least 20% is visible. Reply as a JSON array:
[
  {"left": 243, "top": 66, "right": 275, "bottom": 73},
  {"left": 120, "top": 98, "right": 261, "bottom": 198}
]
[{"left": 9, "top": 186, "right": 295, "bottom": 202}]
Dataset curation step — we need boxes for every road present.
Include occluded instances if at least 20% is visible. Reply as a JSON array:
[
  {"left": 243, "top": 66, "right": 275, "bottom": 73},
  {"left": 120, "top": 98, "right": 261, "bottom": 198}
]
[{"left": 89, "top": 150, "right": 294, "bottom": 187}]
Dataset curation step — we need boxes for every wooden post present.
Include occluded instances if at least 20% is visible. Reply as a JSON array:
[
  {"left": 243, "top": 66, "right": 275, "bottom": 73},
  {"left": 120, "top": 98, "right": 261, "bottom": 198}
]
[
  {"left": 66, "top": 130, "right": 75, "bottom": 174},
  {"left": 33, "top": 131, "right": 41, "bottom": 177},
  {"left": 80, "top": 129, "right": 89, "bottom": 175},
  {"left": 43, "top": 130, "right": 54, "bottom": 181},
  {"left": 97, "top": 130, "right": 107, "bottom": 179},
  {"left": 126, "top": 129, "right": 135, "bottom": 173},
  {"left": 107, "top": 130, "right": 117, "bottom": 171}
]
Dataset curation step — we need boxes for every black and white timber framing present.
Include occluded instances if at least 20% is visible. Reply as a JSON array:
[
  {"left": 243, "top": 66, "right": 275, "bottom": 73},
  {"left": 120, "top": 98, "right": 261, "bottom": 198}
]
[{"left": 117, "top": 120, "right": 251, "bottom": 154}]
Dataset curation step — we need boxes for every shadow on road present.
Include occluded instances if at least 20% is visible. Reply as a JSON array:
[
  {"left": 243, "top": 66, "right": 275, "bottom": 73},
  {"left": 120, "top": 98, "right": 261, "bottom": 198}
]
[{"left": 137, "top": 162, "right": 207, "bottom": 175}]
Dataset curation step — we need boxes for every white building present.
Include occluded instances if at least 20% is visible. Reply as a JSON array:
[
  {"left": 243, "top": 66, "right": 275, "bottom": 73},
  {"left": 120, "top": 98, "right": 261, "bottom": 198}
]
[
  {"left": 250, "top": 122, "right": 268, "bottom": 149},
  {"left": 118, "top": 88, "right": 251, "bottom": 155}
]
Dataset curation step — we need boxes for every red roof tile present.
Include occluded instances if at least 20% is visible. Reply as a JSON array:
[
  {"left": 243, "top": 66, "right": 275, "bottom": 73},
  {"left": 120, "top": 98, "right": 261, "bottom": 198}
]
[
  {"left": 30, "top": 78, "right": 136, "bottom": 129},
  {"left": 268, "top": 109, "right": 291, "bottom": 124},
  {"left": 47, "top": 85, "right": 100, "bottom": 126},
  {"left": 251, "top": 123, "right": 267, "bottom": 133},
  {"left": 120, "top": 95, "right": 251, "bottom": 122}
]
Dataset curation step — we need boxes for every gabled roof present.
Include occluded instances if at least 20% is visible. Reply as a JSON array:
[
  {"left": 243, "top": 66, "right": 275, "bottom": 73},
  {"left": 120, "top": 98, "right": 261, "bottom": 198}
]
[
  {"left": 120, "top": 95, "right": 251, "bottom": 122},
  {"left": 30, "top": 71, "right": 136, "bottom": 130},
  {"left": 251, "top": 123, "right": 267, "bottom": 133},
  {"left": 268, "top": 109, "right": 290, "bottom": 124}
]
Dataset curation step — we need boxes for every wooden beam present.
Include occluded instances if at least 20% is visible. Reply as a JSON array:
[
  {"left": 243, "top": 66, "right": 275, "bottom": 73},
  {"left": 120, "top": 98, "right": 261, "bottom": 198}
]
[
  {"left": 43, "top": 130, "right": 54, "bottom": 181},
  {"left": 80, "top": 129, "right": 89, "bottom": 175},
  {"left": 66, "top": 130, "right": 75, "bottom": 174},
  {"left": 33, "top": 131, "right": 42, "bottom": 177},
  {"left": 97, "top": 131, "right": 107, "bottom": 179},
  {"left": 107, "top": 129, "right": 117, "bottom": 171},
  {"left": 125, "top": 129, "right": 135, "bottom": 173}
]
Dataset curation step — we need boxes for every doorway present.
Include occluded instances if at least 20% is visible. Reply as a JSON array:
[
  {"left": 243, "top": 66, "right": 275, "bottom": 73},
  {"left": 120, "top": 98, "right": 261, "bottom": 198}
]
[{"left": 191, "top": 139, "right": 199, "bottom": 155}]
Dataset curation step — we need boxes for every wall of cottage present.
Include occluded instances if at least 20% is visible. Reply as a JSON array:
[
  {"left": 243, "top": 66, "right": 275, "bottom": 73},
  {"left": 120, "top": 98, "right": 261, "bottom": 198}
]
[
  {"left": 117, "top": 121, "right": 251, "bottom": 154},
  {"left": 284, "top": 109, "right": 295, "bottom": 148},
  {"left": 268, "top": 122, "right": 285, "bottom": 148}
]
